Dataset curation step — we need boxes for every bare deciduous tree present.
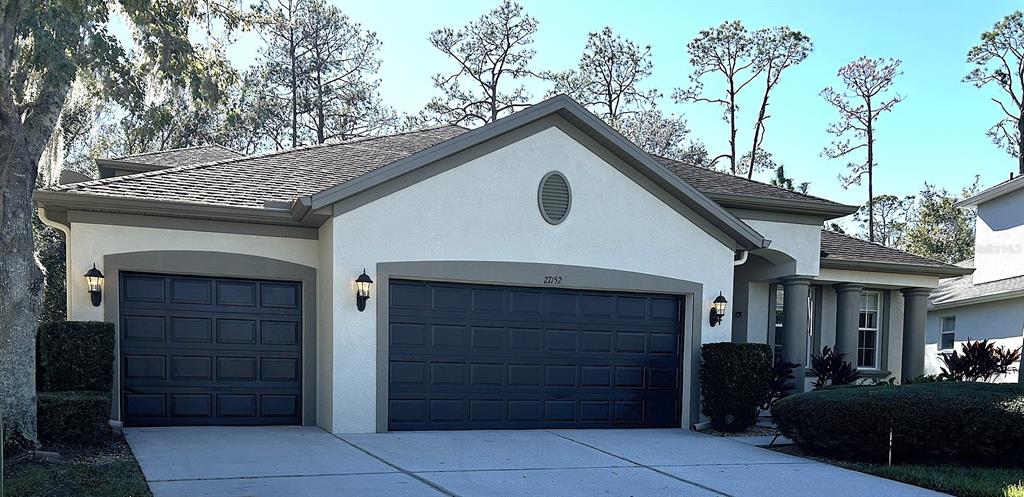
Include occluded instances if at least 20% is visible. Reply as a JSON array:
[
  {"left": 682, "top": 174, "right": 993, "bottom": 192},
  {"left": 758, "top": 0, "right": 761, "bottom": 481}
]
[
  {"left": 676, "top": 21, "right": 811, "bottom": 177},
  {"left": 821, "top": 57, "right": 904, "bottom": 243},
  {"left": 965, "top": 10, "right": 1024, "bottom": 175},
  {"left": 616, "top": 108, "right": 707, "bottom": 163},
  {"left": 544, "top": 27, "right": 657, "bottom": 129},
  {"left": 675, "top": 20, "right": 757, "bottom": 174},
  {"left": 746, "top": 27, "right": 812, "bottom": 179},
  {"left": 425, "top": 0, "right": 538, "bottom": 126}
]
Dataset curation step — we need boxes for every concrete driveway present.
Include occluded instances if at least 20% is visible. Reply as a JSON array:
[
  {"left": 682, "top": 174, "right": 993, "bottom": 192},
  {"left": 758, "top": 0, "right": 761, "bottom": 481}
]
[{"left": 126, "top": 426, "right": 948, "bottom": 497}]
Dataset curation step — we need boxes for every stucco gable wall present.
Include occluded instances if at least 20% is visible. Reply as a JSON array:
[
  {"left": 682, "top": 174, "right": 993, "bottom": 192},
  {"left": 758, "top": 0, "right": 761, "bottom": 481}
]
[
  {"left": 329, "top": 125, "right": 736, "bottom": 433},
  {"left": 974, "top": 187, "right": 1024, "bottom": 284},
  {"left": 742, "top": 219, "right": 821, "bottom": 276}
]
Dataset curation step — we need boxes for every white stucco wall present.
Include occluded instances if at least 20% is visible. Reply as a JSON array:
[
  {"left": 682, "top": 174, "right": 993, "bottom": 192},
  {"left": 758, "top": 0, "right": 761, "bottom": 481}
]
[
  {"left": 317, "top": 219, "right": 335, "bottom": 430},
  {"left": 926, "top": 297, "right": 1024, "bottom": 382},
  {"left": 742, "top": 219, "right": 821, "bottom": 276},
  {"left": 66, "top": 222, "right": 319, "bottom": 322},
  {"left": 328, "top": 126, "right": 736, "bottom": 433},
  {"left": 816, "top": 268, "right": 940, "bottom": 289},
  {"left": 973, "top": 188, "right": 1024, "bottom": 284}
]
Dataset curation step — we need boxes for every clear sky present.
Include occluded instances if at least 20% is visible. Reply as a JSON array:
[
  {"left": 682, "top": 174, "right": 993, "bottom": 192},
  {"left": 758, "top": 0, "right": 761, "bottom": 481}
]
[{"left": 215, "top": 0, "right": 1019, "bottom": 210}]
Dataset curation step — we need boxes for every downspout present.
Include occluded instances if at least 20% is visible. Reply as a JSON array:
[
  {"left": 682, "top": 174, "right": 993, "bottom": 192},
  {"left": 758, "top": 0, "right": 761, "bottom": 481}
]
[
  {"left": 733, "top": 249, "right": 749, "bottom": 266},
  {"left": 37, "top": 207, "right": 71, "bottom": 319}
]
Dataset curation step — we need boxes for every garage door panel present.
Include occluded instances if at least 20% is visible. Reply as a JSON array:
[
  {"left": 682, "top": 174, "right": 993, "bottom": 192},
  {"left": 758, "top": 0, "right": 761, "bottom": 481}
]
[
  {"left": 388, "top": 280, "right": 681, "bottom": 431},
  {"left": 121, "top": 272, "right": 301, "bottom": 426}
]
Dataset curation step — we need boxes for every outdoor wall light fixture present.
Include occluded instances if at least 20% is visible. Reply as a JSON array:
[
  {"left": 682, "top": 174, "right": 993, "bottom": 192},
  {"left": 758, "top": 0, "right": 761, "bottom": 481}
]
[
  {"left": 355, "top": 269, "right": 373, "bottom": 311},
  {"left": 709, "top": 292, "right": 728, "bottom": 327},
  {"left": 84, "top": 263, "right": 105, "bottom": 307}
]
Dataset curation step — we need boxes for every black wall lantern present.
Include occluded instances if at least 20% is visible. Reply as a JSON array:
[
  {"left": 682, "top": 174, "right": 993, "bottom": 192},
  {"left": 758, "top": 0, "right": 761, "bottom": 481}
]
[
  {"left": 84, "top": 263, "right": 105, "bottom": 307},
  {"left": 708, "top": 292, "right": 728, "bottom": 327},
  {"left": 355, "top": 269, "right": 373, "bottom": 311}
]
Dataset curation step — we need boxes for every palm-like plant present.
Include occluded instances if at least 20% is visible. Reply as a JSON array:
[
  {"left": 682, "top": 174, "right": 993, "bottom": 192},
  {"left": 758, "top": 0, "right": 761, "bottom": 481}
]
[
  {"left": 810, "top": 346, "right": 861, "bottom": 389},
  {"left": 939, "top": 339, "right": 1022, "bottom": 382}
]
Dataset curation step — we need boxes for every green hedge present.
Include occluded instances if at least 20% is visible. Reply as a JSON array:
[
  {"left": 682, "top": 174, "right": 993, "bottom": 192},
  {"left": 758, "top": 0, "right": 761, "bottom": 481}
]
[
  {"left": 700, "top": 342, "right": 773, "bottom": 432},
  {"left": 38, "top": 391, "right": 111, "bottom": 445},
  {"left": 37, "top": 321, "right": 115, "bottom": 392},
  {"left": 771, "top": 382, "right": 1024, "bottom": 465}
]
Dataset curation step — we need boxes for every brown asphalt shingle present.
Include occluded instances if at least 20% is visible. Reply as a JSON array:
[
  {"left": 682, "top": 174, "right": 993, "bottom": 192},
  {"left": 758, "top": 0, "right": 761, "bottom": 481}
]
[
  {"left": 820, "top": 229, "right": 964, "bottom": 270},
  {"left": 108, "top": 144, "right": 245, "bottom": 167},
  {"left": 51, "top": 126, "right": 468, "bottom": 209}
]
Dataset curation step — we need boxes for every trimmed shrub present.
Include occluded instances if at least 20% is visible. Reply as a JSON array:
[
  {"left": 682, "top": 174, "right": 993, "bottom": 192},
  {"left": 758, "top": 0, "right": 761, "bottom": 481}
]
[
  {"left": 38, "top": 391, "right": 111, "bottom": 445},
  {"left": 37, "top": 321, "right": 115, "bottom": 392},
  {"left": 772, "top": 382, "right": 1024, "bottom": 465},
  {"left": 700, "top": 342, "right": 773, "bottom": 432}
]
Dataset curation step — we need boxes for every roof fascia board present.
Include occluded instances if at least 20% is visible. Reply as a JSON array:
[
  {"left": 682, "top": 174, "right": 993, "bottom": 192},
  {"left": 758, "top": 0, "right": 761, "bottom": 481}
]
[
  {"left": 309, "top": 94, "right": 766, "bottom": 250},
  {"left": 33, "top": 190, "right": 317, "bottom": 227},
  {"left": 929, "top": 290, "right": 1024, "bottom": 310},
  {"left": 66, "top": 210, "right": 318, "bottom": 239},
  {"left": 820, "top": 258, "right": 975, "bottom": 277},
  {"left": 728, "top": 208, "right": 827, "bottom": 226},
  {"left": 710, "top": 193, "right": 858, "bottom": 218},
  {"left": 955, "top": 176, "right": 1024, "bottom": 207}
]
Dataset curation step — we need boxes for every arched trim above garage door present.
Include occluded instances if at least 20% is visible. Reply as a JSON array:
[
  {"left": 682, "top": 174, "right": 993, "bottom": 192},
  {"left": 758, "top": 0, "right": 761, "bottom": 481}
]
[
  {"left": 374, "top": 260, "right": 704, "bottom": 433},
  {"left": 102, "top": 250, "right": 317, "bottom": 426}
]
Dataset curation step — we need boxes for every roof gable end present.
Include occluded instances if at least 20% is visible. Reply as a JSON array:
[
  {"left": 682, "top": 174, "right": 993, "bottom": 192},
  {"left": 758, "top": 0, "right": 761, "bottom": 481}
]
[{"left": 307, "top": 94, "right": 767, "bottom": 250}]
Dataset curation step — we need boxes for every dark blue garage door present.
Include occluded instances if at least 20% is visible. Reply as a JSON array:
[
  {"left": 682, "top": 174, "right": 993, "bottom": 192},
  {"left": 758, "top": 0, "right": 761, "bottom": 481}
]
[
  {"left": 119, "top": 272, "right": 302, "bottom": 426},
  {"left": 388, "top": 280, "right": 683, "bottom": 430}
]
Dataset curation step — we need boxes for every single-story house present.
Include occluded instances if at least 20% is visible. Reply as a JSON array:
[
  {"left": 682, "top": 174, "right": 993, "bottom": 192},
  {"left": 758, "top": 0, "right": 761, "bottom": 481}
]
[
  {"left": 34, "top": 95, "right": 971, "bottom": 434},
  {"left": 926, "top": 174, "right": 1024, "bottom": 382}
]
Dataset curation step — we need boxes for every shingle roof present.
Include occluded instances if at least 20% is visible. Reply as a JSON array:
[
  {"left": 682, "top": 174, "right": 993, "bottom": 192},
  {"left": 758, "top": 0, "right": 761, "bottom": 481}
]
[
  {"left": 819, "top": 230, "right": 967, "bottom": 272},
  {"left": 106, "top": 144, "right": 245, "bottom": 168},
  {"left": 50, "top": 126, "right": 467, "bottom": 209},
  {"left": 930, "top": 273, "right": 1024, "bottom": 306},
  {"left": 47, "top": 124, "right": 853, "bottom": 217},
  {"left": 654, "top": 156, "right": 850, "bottom": 212}
]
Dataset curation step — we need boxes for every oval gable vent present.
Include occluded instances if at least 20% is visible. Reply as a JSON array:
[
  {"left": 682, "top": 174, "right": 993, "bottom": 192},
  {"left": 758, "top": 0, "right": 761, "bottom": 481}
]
[{"left": 538, "top": 171, "right": 571, "bottom": 225}]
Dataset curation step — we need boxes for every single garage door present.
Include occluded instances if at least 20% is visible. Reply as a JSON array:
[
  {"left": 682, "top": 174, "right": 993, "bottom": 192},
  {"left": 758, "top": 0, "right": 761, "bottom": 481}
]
[
  {"left": 120, "top": 272, "right": 302, "bottom": 426},
  {"left": 388, "top": 279, "right": 682, "bottom": 430}
]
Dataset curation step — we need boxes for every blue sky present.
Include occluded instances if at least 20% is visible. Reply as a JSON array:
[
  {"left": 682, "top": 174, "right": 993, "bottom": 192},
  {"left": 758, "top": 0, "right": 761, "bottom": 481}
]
[{"left": 213, "top": 0, "right": 1019, "bottom": 210}]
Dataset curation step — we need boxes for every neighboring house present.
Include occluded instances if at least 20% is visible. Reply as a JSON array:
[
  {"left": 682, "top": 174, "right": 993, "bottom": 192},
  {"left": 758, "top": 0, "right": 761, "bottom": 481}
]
[
  {"left": 926, "top": 175, "right": 1024, "bottom": 382},
  {"left": 34, "top": 95, "right": 969, "bottom": 434}
]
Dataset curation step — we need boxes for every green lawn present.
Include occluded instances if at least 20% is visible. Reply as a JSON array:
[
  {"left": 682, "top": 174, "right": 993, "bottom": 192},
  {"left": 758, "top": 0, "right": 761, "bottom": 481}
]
[
  {"left": 775, "top": 446, "right": 1024, "bottom": 497},
  {"left": 3, "top": 437, "right": 151, "bottom": 497}
]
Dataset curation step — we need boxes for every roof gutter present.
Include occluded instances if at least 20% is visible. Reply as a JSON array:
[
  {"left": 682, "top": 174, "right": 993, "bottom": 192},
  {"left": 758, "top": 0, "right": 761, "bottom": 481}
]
[
  {"left": 708, "top": 193, "right": 858, "bottom": 219},
  {"left": 33, "top": 190, "right": 318, "bottom": 227},
  {"left": 929, "top": 289, "right": 1024, "bottom": 310}
]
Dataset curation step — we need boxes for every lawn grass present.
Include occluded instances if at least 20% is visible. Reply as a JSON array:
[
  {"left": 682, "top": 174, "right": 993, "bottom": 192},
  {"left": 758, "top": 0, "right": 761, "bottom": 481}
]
[
  {"left": 2, "top": 435, "right": 151, "bottom": 497},
  {"left": 775, "top": 445, "right": 1024, "bottom": 497}
]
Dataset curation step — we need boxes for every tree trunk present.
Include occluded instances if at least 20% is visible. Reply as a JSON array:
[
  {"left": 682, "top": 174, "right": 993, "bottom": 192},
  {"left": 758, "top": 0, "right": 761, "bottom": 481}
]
[
  {"left": 728, "top": 79, "right": 737, "bottom": 175},
  {"left": 0, "top": 64, "right": 70, "bottom": 446},
  {"left": 866, "top": 107, "right": 875, "bottom": 244},
  {"left": 0, "top": 119, "right": 48, "bottom": 447},
  {"left": 1017, "top": 111, "right": 1023, "bottom": 176}
]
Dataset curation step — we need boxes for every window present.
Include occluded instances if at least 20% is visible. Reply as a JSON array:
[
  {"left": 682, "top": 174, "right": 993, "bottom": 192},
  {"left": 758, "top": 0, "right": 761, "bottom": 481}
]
[
  {"left": 773, "top": 285, "right": 816, "bottom": 366},
  {"left": 857, "top": 291, "right": 882, "bottom": 369},
  {"left": 940, "top": 317, "right": 956, "bottom": 351}
]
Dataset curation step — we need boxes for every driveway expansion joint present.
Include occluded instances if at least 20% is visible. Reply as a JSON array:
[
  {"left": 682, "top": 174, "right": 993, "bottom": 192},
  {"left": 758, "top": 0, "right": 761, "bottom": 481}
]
[
  {"left": 335, "top": 433, "right": 460, "bottom": 497},
  {"left": 545, "top": 430, "right": 736, "bottom": 497}
]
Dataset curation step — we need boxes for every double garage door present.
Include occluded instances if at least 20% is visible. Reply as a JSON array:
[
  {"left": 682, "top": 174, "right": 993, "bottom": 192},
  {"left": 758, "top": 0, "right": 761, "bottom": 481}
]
[
  {"left": 120, "top": 272, "right": 302, "bottom": 426},
  {"left": 388, "top": 280, "right": 683, "bottom": 430},
  {"left": 119, "top": 273, "right": 682, "bottom": 430}
]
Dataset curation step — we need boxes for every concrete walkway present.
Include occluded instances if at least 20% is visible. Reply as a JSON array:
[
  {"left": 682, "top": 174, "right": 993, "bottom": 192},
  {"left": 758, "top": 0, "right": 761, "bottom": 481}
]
[{"left": 126, "top": 426, "right": 949, "bottom": 497}]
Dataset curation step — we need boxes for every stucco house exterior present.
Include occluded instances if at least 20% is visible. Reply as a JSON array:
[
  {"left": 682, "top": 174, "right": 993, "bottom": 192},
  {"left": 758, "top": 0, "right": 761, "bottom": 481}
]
[
  {"left": 34, "top": 95, "right": 970, "bottom": 434},
  {"left": 926, "top": 175, "right": 1024, "bottom": 382}
]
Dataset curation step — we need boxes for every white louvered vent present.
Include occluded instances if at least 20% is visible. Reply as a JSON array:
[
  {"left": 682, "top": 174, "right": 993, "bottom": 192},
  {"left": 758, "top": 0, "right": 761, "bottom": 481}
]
[{"left": 538, "top": 172, "right": 571, "bottom": 225}]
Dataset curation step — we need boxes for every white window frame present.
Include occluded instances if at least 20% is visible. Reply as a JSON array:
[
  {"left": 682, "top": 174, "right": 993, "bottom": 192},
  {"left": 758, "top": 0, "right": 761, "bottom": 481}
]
[
  {"left": 857, "top": 290, "right": 882, "bottom": 370},
  {"left": 940, "top": 316, "right": 956, "bottom": 351}
]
